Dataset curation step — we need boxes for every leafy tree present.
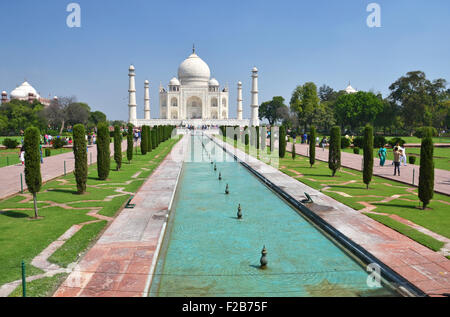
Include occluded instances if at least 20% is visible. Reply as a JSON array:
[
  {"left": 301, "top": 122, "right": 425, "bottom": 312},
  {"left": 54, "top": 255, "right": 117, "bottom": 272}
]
[
  {"left": 256, "top": 126, "right": 260, "bottom": 149},
  {"left": 0, "top": 99, "right": 46, "bottom": 134},
  {"left": 309, "top": 126, "right": 316, "bottom": 167},
  {"left": 96, "top": 122, "right": 110, "bottom": 180},
  {"left": 89, "top": 111, "right": 107, "bottom": 125},
  {"left": 24, "top": 126, "right": 42, "bottom": 218},
  {"left": 259, "top": 96, "right": 288, "bottom": 125},
  {"left": 363, "top": 125, "right": 374, "bottom": 189},
  {"left": 279, "top": 125, "right": 286, "bottom": 158},
  {"left": 127, "top": 124, "right": 133, "bottom": 162},
  {"left": 389, "top": 71, "right": 448, "bottom": 133},
  {"left": 334, "top": 91, "right": 383, "bottom": 132},
  {"left": 290, "top": 82, "right": 320, "bottom": 131},
  {"left": 328, "top": 126, "right": 341, "bottom": 176},
  {"left": 44, "top": 96, "right": 76, "bottom": 135},
  {"left": 418, "top": 130, "right": 434, "bottom": 209},
  {"left": 73, "top": 124, "right": 87, "bottom": 194},
  {"left": 114, "top": 125, "right": 122, "bottom": 171},
  {"left": 66, "top": 102, "right": 90, "bottom": 127}
]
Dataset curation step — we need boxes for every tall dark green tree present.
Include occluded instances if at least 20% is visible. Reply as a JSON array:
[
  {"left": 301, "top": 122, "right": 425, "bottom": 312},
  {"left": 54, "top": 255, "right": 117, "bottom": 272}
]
[
  {"left": 292, "top": 141, "right": 296, "bottom": 160},
  {"left": 328, "top": 126, "right": 341, "bottom": 176},
  {"left": 309, "top": 126, "right": 316, "bottom": 167},
  {"left": 127, "top": 124, "right": 133, "bottom": 163},
  {"left": 259, "top": 96, "right": 288, "bottom": 125},
  {"left": 147, "top": 126, "right": 153, "bottom": 152},
  {"left": 73, "top": 124, "right": 87, "bottom": 194},
  {"left": 418, "top": 130, "right": 434, "bottom": 209},
  {"left": 96, "top": 122, "right": 110, "bottom": 180},
  {"left": 279, "top": 125, "right": 286, "bottom": 158},
  {"left": 256, "top": 126, "right": 260, "bottom": 150},
  {"left": 24, "top": 126, "right": 42, "bottom": 218},
  {"left": 141, "top": 125, "right": 148, "bottom": 155},
  {"left": 363, "top": 125, "right": 374, "bottom": 189},
  {"left": 151, "top": 127, "right": 157, "bottom": 149},
  {"left": 114, "top": 125, "right": 122, "bottom": 171}
]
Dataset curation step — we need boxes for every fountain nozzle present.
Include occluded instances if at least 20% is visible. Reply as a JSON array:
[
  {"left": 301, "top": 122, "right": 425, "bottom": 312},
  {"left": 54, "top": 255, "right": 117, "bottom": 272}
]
[{"left": 260, "top": 246, "right": 268, "bottom": 268}]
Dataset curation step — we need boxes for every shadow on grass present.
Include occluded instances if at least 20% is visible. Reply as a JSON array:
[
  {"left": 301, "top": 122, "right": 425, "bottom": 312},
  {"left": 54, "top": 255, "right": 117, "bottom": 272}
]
[
  {"left": 372, "top": 203, "right": 419, "bottom": 210},
  {"left": 47, "top": 188, "right": 78, "bottom": 194},
  {"left": 0, "top": 211, "right": 29, "bottom": 218}
]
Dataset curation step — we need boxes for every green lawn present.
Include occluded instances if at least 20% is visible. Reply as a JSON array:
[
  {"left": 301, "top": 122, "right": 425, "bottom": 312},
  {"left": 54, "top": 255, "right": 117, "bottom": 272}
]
[
  {"left": 224, "top": 136, "right": 450, "bottom": 253},
  {"left": 342, "top": 146, "right": 450, "bottom": 171},
  {"left": 0, "top": 136, "right": 181, "bottom": 296}
]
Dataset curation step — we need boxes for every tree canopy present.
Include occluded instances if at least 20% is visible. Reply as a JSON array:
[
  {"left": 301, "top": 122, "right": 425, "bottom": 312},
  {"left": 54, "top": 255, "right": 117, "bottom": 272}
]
[{"left": 259, "top": 96, "right": 288, "bottom": 125}]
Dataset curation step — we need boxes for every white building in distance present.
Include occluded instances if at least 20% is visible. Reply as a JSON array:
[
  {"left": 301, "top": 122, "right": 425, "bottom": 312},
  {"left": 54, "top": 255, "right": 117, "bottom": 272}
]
[
  {"left": 128, "top": 47, "right": 257, "bottom": 127},
  {"left": 1, "top": 81, "right": 56, "bottom": 106}
]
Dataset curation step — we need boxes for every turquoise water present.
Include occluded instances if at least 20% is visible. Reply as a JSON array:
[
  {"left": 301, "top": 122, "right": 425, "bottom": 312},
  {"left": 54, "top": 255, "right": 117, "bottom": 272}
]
[{"left": 150, "top": 134, "right": 398, "bottom": 297}]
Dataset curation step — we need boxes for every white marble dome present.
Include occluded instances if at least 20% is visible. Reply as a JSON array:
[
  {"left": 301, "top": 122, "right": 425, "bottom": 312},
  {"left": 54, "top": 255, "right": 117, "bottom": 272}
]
[
  {"left": 178, "top": 52, "right": 211, "bottom": 87},
  {"left": 169, "top": 77, "right": 180, "bottom": 86},
  {"left": 10, "top": 81, "right": 40, "bottom": 99},
  {"left": 208, "top": 78, "right": 219, "bottom": 86}
]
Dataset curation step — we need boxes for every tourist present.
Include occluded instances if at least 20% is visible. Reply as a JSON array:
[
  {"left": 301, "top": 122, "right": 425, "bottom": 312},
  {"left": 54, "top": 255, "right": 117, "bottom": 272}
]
[
  {"left": 393, "top": 147, "right": 401, "bottom": 176},
  {"left": 19, "top": 145, "right": 25, "bottom": 165},
  {"left": 39, "top": 143, "right": 43, "bottom": 164},
  {"left": 378, "top": 145, "right": 387, "bottom": 167},
  {"left": 399, "top": 145, "right": 407, "bottom": 166},
  {"left": 87, "top": 133, "right": 92, "bottom": 145},
  {"left": 321, "top": 136, "right": 327, "bottom": 151}
]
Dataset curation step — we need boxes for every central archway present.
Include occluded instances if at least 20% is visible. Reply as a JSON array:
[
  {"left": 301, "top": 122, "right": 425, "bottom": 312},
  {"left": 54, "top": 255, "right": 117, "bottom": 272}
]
[{"left": 186, "top": 96, "right": 202, "bottom": 119}]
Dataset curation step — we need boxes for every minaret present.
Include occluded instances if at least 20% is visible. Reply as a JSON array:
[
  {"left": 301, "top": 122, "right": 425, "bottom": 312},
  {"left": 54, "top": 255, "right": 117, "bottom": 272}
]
[
  {"left": 237, "top": 81, "right": 243, "bottom": 120},
  {"left": 128, "top": 65, "right": 137, "bottom": 123},
  {"left": 144, "top": 80, "right": 150, "bottom": 120},
  {"left": 250, "top": 67, "right": 259, "bottom": 126}
]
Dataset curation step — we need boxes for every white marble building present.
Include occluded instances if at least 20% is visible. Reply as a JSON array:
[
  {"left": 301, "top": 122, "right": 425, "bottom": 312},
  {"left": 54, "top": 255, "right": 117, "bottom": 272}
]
[{"left": 128, "top": 48, "right": 257, "bottom": 127}]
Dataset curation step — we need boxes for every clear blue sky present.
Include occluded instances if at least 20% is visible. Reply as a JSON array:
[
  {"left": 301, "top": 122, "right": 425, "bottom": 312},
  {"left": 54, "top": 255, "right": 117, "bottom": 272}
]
[{"left": 1, "top": 0, "right": 449, "bottom": 120}]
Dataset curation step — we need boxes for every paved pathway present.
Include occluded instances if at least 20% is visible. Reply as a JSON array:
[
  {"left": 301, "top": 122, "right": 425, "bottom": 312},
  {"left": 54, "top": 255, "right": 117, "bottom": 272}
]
[
  {"left": 287, "top": 142, "right": 450, "bottom": 196},
  {"left": 0, "top": 140, "right": 128, "bottom": 201},
  {"left": 223, "top": 138, "right": 449, "bottom": 296},
  {"left": 53, "top": 136, "right": 187, "bottom": 297}
]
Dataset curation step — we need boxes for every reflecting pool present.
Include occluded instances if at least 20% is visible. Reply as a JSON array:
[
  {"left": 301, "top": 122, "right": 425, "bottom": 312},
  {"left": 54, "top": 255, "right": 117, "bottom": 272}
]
[{"left": 150, "top": 134, "right": 399, "bottom": 296}]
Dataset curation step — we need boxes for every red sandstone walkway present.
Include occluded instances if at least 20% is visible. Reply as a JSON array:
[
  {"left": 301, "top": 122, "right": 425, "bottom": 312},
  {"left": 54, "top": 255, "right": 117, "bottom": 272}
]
[
  {"left": 226, "top": 138, "right": 449, "bottom": 296},
  {"left": 0, "top": 140, "right": 128, "bottom": 201},
  {"left": 287, "top": 142, "right": 450, "bottom": 196},
  {"left": 53, "top": 136, "right": 186, "bottom": 297}
]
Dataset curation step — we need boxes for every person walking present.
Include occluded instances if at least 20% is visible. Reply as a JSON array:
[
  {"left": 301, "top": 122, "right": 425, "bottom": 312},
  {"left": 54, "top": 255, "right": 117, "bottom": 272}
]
[
  {"left": 399, "top": 145, "right": 407, "bottom": 166},
  {"left": 378, "top": 145, "right": 387, "bottom": 167},
  {"left": 19, "top": 145, "right": 25, "bottom": 165},
  {"left": 393, "top": 146, "right": 401, "bottom": 176}
]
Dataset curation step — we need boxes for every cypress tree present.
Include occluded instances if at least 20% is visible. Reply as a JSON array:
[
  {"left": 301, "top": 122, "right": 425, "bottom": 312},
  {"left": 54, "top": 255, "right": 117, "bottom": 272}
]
[
  {"left": 151, "top": 127, "right": 157, "bottom": 149},
  {"left": 328, "top": 126, "right": 341, "bottom": 177},
  {"left": 147, "top": 126, "right": 153, "bottom": 152},
  {"left": 245, "top": 127, "right": 249, "bottom": 146},
  {"left": 363, "top": 124, "right": 374, "bottom": 189},
  {"left": 114, "top": 125, "right": 122, "bottom": 171},
  {"left": 127, "top": 124, "right": 133, "bottom": 163},
  {"left": 292, "top": 140, "right": 296, "bottom": 160},
  {"left": 73, "top": 124, "right": 87, "bottom": 194},
  {"left": 279, "top": 125, "right": 286, "bottom": 158},
  {"left": 97, "top": 122, "right": 110, "bottom": 180},
  {"left": 24, "top": 126, "right": 42, "bottom": 218},
  {"left": 256, "top": 126, "right": 260, "bottom": 149},
  {"left": 418, "top": 131, "right": 434, "bottom": 209},
  {"left": 141, "top": 125, "right": 148, "bottom": 155},
  {"left": 309, "top": 126, "right": 316, "bottom": 167}
]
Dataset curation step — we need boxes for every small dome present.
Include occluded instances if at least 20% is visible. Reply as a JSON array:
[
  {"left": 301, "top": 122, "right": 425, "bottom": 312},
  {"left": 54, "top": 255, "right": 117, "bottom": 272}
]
[
  {"left": 178, "top": 52, "right": 211, "bottom": 87},
  {"left": 252, "top": 67, "right": 258, "bottom": 72},
  {"left": 209, "top": 78, "right": 219, "bottom": 86},
  {"left": 169, "top": 77, "right": 180, "bottom": 86},
  {"left": 345, "top": 84, "right": 357, "bottom": 94},
  {"left": 1, "top": 91, "right": 7, "bottom": 95},
  {"left": 129, "top": 65, "right": 135, "bottom": 71},
  {"left": 237, "top": 81, "right": 242, "bottom": 86},
  {"left": 144, "top": 80, "right": 149, "bottom": 84},
  {"left": 10, "top": 81, "right": 40, "bottom": 99}
]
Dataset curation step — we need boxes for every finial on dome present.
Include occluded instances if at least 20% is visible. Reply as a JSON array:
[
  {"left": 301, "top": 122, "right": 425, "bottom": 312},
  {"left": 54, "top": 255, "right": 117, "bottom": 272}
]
[{"left": 192, "top": 43, "right": 195, "bottom": 54}]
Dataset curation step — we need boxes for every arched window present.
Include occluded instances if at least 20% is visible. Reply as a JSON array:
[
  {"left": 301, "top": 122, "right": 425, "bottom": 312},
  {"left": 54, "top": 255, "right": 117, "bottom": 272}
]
[
  {"left": 211, "top": 97, "right": 218, "bottom": 107},
  {"left": 171, "top": 97, "right": 178, "bottom": 107}
]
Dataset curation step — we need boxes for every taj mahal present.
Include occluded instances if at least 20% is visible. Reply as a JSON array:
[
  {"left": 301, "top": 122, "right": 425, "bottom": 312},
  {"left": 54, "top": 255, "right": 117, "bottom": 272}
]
[{"left": 127, "top": 47, "right": 258, "bottom": 127}]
